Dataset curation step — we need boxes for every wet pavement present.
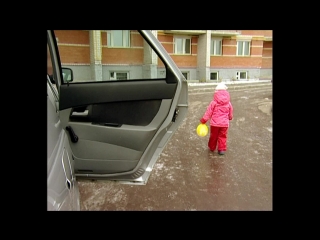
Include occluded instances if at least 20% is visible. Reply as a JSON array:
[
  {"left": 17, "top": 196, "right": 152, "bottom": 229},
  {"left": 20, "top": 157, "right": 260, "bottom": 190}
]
[{"left": 78, "top": 81, "right": 272, "bottom": 211}]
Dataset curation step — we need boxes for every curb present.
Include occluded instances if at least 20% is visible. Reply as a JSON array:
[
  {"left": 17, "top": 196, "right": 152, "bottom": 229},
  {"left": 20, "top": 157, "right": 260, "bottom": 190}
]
[
  {"left": 188, "top": 80, "right": 272, "bottom": 92},
  {"left": 187, "top": 80, "right": 271, "bottom": 88}
]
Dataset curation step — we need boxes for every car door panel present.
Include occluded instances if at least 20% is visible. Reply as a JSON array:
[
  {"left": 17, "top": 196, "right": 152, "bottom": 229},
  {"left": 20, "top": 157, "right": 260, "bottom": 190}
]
[
  {"left": 60, "top": 95, "right": 173, "bottom": 174},
  {"left": 70, "top": 100, "right": 162, "bottom": 126},
  {"left": 48, "top": 30, "right": 188, "bottom": 184},
  {"left": 59, "top": 80, "right": 176, "bottom": 110}
]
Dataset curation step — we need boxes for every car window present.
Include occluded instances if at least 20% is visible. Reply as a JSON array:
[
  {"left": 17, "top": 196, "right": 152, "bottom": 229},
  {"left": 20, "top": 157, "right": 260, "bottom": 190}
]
[{"left": 54, "top": 30, "right": 166, "bottom": 83}]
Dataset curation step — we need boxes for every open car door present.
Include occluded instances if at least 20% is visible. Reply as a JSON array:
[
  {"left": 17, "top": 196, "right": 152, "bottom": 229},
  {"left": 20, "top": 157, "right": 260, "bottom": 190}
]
[{"left": 47, "top": 30, "right": 188, "bottom": 184}]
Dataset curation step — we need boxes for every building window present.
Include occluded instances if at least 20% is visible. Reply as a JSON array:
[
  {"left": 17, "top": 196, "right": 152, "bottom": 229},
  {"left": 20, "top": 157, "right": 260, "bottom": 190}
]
[
  {"left": 236, "top": 71, "right": 247, "bottom": 80},
  {"left": 107, "top": 30, "right": 130, "bottom": 47},
  {"left": 174, "top": 36, "right": 191, "bottom": 54},
  {"left": 110, "top": 71, "right": 129, "bottom": 80},
  {"left": 181, "top": 71, "right": 189, "bottom": 80},
  {"left": 210, "top": 72, "right": 219, "bottom": 81},
  {"left": 210, "top": 39, "right": 222, "bottom": 55},
  {"left": 237, "top": 41, "right": 250, "bottom": 56}
]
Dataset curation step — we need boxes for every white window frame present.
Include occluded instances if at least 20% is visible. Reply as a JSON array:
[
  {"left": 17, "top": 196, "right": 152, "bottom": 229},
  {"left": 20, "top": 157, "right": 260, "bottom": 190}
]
[
  {"left": 174, "top": 36, "right": 191, "bottom": 54},
  {"left": 237, "top": 41, "right": 250, "bottom": 56},
  {"left": 236, "top": 71, "right": 247, "bottom": 80},
  {"left": 107, "top": 30, "right": 130, "bottom": 48},
  {"left": 210, "top": 38, "right": 222, "bottom": 56},
  {"left": 210, "top": 71, "right": 219, "bottom": 81},
  {"left": 110, "top": 71, "right": 129, "bottom": 80}
]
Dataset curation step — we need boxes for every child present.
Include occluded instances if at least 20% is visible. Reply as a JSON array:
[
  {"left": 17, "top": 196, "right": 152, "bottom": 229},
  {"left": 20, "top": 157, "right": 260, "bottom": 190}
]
[{"left": 200, "top": 82, "right": 233, "bottom": 155}]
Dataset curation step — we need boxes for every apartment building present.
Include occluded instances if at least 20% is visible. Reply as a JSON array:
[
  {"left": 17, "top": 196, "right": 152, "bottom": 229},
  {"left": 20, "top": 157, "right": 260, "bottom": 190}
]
[
  {"left": 159, "top": 30, "right": 272, "bottom": 82},
  {"left": 54, "top": 30, "right": 272, "bottom": 83}
]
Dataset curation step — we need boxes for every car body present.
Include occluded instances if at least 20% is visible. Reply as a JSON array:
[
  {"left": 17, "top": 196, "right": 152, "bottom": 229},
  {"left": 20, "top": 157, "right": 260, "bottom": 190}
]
[{"left": 47, "top": 30, "right": 188, "bottom": 210}]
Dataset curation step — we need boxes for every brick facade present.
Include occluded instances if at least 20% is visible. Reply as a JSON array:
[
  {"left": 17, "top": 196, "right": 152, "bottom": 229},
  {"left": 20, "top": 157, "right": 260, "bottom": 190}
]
[{"left": 54, "top": 30, "right": 272, "bottom": 81}]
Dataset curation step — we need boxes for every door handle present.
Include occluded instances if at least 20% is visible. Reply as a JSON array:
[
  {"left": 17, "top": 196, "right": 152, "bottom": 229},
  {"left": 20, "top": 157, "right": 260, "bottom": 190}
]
[{"left": 71, "top": 110, "right": 88, "bottom": 116}]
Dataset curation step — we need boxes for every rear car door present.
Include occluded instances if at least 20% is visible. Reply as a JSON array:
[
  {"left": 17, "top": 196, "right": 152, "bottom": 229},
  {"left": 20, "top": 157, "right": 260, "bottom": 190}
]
[{"left": 47, "top": 30, "right": 188, "bottom": 184}]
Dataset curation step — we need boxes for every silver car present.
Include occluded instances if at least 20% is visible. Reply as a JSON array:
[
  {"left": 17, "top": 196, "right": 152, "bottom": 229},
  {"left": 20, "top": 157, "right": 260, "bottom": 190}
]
[{"left": 47, "top": 30, "right": 188, "bottom": 210}]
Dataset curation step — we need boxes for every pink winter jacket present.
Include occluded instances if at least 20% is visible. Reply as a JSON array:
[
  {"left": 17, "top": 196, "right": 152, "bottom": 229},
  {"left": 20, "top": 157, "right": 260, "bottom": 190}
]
[{"left": 200, "top": 90, "right": 233, "bottom": 127}]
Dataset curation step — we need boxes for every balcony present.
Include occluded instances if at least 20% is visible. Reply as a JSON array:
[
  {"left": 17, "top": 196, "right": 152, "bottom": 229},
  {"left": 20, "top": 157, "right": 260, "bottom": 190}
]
[
  {"left": 162, "top": 30, "right": 241, "bottom": 36},
  {"left": 211, "top": 30, "right": 241, "bottom": 36},
  {"left": 163, "top": 30, "right": 206, "bottom": 35}
]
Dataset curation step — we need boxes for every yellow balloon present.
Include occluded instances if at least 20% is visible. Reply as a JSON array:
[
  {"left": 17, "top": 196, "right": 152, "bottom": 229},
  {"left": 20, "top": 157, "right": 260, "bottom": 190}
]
[{"left": 196, "top": 123, "right": 208, "bottom": 137}]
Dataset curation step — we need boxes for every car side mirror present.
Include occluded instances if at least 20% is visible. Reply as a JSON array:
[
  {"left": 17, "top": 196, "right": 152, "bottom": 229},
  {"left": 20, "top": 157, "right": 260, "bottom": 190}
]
[{"left": 62, "top": 67, "right": 74, "bottom": 83}]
